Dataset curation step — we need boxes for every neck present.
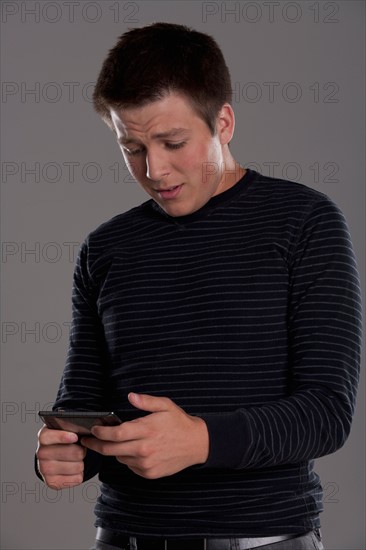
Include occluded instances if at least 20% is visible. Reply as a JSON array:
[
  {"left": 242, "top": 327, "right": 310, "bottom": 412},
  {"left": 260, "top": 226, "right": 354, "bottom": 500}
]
[{"left": 214, "top": 150, "right": 246, "bottom": 196}]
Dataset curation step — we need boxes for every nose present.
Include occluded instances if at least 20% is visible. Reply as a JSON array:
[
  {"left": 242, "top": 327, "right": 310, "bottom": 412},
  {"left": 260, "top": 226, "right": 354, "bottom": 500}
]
[{"left": 146, "top": 149, "right": 171, "bottom": 181}]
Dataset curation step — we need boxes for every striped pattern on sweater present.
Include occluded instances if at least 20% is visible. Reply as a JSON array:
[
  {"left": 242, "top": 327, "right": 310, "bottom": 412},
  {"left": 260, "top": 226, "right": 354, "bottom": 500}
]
[{"left": 54, "top": 169, "right": 362, "bottom": 537}]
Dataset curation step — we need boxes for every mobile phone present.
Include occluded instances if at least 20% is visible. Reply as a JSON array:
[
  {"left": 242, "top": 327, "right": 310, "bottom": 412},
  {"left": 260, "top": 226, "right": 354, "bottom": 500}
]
[{"left": 38, "top": 410, "right": 122, "bottom": 435}]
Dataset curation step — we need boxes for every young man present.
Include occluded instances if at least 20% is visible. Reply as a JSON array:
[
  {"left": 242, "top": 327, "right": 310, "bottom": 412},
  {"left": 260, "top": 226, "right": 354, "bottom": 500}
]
[{"left": 36, "top": 23, "right": 362, "bottom": 550}]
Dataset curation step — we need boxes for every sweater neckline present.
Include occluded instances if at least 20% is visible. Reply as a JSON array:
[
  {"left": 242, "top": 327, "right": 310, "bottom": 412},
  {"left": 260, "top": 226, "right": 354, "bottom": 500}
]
[{"left": 149, "top": 168, "right": 258, "bottom": 225}]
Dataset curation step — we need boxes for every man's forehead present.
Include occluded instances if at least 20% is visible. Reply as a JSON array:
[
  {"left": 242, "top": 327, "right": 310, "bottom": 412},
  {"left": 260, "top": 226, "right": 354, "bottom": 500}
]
[{"left": 110, "top": 93, "right": 198, "bottom": 129}]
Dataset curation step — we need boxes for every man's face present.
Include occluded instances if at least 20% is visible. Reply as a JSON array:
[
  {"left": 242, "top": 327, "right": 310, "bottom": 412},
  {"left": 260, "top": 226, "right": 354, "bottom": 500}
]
[{"left": 110, "top": 93, "right": 235, "bottom": 217}]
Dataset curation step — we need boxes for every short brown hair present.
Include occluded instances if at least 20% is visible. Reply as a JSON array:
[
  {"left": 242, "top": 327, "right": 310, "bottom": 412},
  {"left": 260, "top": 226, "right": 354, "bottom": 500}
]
[{"left": 93, "top": 22, "right": 232, "bottom": 135}]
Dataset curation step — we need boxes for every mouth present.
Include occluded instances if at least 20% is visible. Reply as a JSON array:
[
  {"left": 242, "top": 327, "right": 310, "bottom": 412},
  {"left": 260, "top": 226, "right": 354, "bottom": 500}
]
[{"left": 155, "top": 184, "right": 183, "bottom": 200}]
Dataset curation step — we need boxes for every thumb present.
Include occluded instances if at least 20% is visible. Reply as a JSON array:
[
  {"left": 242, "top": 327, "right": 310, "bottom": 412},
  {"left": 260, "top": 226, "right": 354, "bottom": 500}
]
[{"left": 128, "top": 392, "right": 172, "bottom": 413}]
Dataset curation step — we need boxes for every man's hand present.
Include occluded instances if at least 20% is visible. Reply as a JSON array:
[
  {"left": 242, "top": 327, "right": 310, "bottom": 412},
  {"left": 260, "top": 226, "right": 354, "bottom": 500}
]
[
  {"left": 36, "top": 426, "right": 86, "bottom": 489},
  {"left": 80, "top": 393, "right": 209, "bottom": 479}
]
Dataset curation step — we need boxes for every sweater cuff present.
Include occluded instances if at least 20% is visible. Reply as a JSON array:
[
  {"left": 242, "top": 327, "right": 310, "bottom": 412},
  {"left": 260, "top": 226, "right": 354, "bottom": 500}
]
[
  {"left": 199, "top": 411, "right": 250, "bottom": 469},
  {"left": 34, "top": 453, "right": 44, "bottom": 481},
  {"left": 83, "top": 449, "right": 102, "bottom": 481}
]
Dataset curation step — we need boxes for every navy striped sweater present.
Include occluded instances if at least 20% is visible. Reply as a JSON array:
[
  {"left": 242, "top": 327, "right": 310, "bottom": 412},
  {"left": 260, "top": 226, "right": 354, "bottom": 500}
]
[{"left": 53, "top": 169, "right": 362, "bottom": 537}]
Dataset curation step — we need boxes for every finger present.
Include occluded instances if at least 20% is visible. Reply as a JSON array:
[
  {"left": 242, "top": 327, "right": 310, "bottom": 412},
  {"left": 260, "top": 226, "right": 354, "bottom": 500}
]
[
  {"left": 80, "top": 437, "right": 143, "bottom": 458},
  {"left": 128, "top": 392, "right": 173, "bottom": 413},
  {"left": 43, "top": 474, "right": 84, "bottom": 490},
  {"left": 38, "top": 426, "right": 79, "bottom": 446},
  {"left": 80, "top": 436, "right": 123, "bottom": 455},
  {"left": 37, "top": 443, "right": 86, "bottom": 462},
  {"left": 38, "top": 458, "right": 85, "bottom": 477},
  {"left": 90, "top": 419, "right": 145, "bottom": 442}
]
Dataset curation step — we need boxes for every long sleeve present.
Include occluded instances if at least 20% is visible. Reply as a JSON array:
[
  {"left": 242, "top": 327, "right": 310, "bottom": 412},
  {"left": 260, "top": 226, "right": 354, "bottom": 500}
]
[
  {"left": 201, "top": 197, "right": 362, "bottom": 469},
  {"left": 53, "top": 240, "right": 109, "bottom": 411},
  {"left": 52, "top": 240, "right": 109, "bottom": 480}
]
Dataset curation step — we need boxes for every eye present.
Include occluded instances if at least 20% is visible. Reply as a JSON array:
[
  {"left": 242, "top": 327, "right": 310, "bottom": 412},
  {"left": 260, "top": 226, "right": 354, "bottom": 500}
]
[
  {"left": 165, "top": 142, "right": 186, "bottom": 150},
  {"left": 123, "top": 147, "right": 144, "bottom": 157}
]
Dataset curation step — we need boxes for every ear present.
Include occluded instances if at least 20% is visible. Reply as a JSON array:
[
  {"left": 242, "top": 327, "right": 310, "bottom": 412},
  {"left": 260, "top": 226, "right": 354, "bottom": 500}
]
[{"left": 216, "top": 103, "right": 235, "bottom": 145}]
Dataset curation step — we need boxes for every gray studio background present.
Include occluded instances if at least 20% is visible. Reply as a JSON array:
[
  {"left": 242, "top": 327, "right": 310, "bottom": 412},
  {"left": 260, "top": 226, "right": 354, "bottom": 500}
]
[{"left": 1, "top": 1, "right": 365, "bottom": 549}]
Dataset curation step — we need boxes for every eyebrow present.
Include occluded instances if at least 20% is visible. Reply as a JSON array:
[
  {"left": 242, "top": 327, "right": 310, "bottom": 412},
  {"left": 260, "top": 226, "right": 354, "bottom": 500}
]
[{"left": 118, "top": 128, "right": 191, "bottom": 145}]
